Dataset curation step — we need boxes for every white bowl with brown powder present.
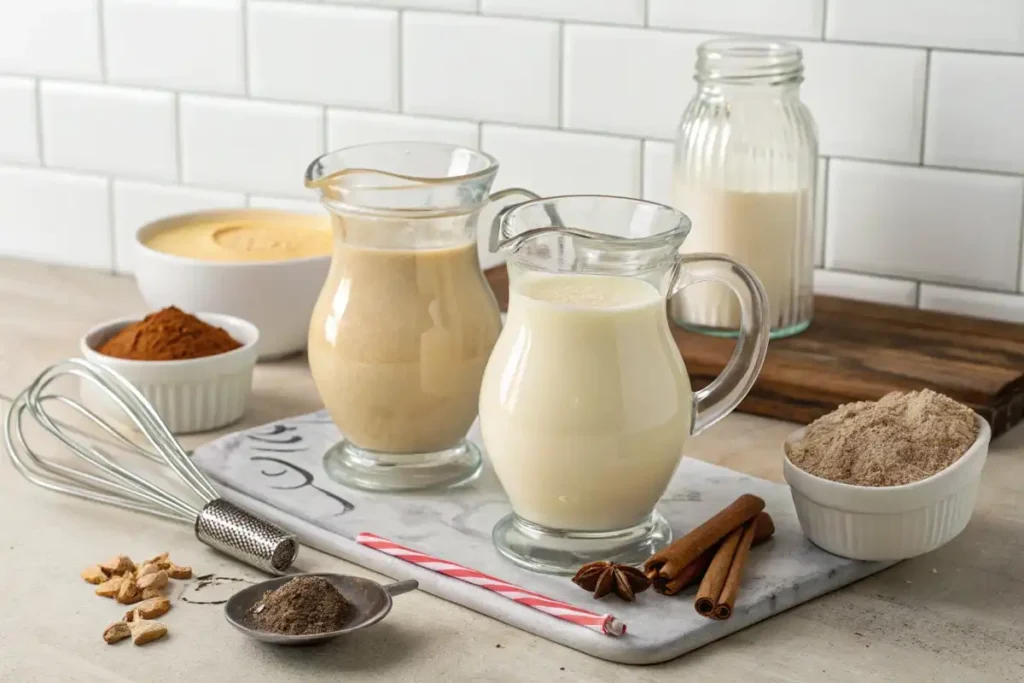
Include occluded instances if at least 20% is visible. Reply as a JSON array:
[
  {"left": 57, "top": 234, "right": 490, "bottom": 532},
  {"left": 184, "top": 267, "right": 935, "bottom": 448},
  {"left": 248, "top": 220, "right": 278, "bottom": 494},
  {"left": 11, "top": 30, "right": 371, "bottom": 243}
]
[{"left": 783, "top": 390, "right": 990, "bottom": 561}]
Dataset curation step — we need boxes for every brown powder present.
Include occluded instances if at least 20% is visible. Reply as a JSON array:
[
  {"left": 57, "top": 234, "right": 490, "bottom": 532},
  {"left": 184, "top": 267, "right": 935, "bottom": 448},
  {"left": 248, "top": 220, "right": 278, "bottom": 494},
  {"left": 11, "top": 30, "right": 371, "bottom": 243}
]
[
  {"left": 98, "top": 306, "right": 241, "bottom": 361},
  {"left": 247, "top": 576, "right": 352, "bottom": 635},
  {"left": 785, "top": 389, "right": 978, "bottom": 487}
]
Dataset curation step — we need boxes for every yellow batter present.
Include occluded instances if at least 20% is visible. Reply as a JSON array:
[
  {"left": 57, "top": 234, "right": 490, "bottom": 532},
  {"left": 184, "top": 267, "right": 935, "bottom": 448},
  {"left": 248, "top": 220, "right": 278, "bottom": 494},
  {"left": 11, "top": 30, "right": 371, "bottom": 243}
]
[{"left": 144, "top": 215, "right": 332, "bottom": 262}]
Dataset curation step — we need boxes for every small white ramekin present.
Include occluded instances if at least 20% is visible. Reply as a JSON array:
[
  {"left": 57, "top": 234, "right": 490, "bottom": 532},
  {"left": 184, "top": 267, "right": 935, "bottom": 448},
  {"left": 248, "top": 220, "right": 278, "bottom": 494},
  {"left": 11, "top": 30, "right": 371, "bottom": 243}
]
[
  {"left": 80, "top": 312, "right": 259, "bottom": 434},
  {"left": 783, "top": 415, "right": 990, "bottom": 561}
]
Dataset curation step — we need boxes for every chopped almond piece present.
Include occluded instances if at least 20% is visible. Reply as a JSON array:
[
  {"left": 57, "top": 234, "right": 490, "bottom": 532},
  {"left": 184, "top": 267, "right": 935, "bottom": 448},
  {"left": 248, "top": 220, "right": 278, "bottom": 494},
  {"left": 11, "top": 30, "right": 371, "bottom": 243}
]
[
  {"left": 81, "top": 565, "right": 106, "bottom": 584},
  {"left": 167, "top": 563, "right": 192, "bottom": 580},
  {"left": 95, "top": 576, "right": 124, "bottom": 598},
  {"left": 128, "top": 618, "right": 168, "bottom": 646},
  {"left": 137, "top": 570, "right": 168, "bottom": 591},
  {"left": 103, "top": 622, "right": 131, "bottom": 644},
  {"left": 117, "top": 575, "right": 141, "bottom": 604},
  {"left": 99, "top": 555, "right": 134, "bottom": 577}
]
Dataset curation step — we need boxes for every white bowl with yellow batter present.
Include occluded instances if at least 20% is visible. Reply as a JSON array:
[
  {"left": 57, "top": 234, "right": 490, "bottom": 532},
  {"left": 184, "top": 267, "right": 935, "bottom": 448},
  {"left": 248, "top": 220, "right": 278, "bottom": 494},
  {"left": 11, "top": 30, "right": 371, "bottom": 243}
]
[{"left": 133, "top": 209, "right": 331, "bottom": 360}]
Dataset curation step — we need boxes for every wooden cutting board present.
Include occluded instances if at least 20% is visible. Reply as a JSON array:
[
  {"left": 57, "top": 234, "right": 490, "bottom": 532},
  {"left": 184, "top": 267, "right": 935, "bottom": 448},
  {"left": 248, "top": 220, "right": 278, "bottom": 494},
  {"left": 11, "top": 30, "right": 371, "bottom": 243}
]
[{"left": 484, "top": 266, "right": 1024, "bottom": 437}]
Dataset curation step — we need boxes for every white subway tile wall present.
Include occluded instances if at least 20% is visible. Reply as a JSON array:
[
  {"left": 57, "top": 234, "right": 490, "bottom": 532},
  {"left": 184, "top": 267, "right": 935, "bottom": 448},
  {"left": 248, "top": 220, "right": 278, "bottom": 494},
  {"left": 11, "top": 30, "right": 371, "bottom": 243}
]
[
  {"left": 826, "top": 0, "right": 1024, "bottom": 54},
  {"left": 103, "top": 0, "right": 245, "bottom": 95},
  {"left": 1, "top": 0, "right": 1023, "bottom": 323},
  {"left": 825, "top": 160, "right": 1024, "bottom": 291},
  {"left": 482, "top": 0, "right": 645, "bottom": 26},
  {"left": 179, "top": 95, "right": 323, "bottom": 196},
  {"left": 247, "top": 2, "right": 399, "bottom": 109},
  {"left": 40, "top": 82, "right": 178, "bottom": 181},
  {"left": 403, "top": 12, "right": 559, "bottom": 126},
  {"left": 482, "top": 124, "right": 640, "bottom": 196},
  {"left": 0, "top": 167, "right": 110, "bottom": 269},
  {"left": 650, "top": 0, "right": 825, "bottom": 39},
  {"left": 813, "top": 269, "right": 918, "bottom": 307},
  {"left": 641, "top": 140, "right": 674, "bottom": 205},
  {"left": 0, "top": 77, "right": 40, "bottom": 164},
  {"left": 563, "top": 26, "right": 708, "bottom": 139},
  {"left": 925, "top": 51, "right": 1024, "bottom": 174},
  {"left": 0, "top": 0, "right": 102, "bottom": 80},
  {"left": 326, "top": 110, "right": 478, "bottom": 151},
  {"left": 920, "top": 284, "right": 1024, "bottom": 323},
  {"left": 799, "top": 41, "right": 927, "bottom": 162}
]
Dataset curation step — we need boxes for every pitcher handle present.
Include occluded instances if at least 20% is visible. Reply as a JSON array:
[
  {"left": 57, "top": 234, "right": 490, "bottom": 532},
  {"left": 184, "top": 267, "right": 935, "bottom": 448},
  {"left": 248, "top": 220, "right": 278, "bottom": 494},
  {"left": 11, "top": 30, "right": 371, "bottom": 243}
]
[
  {"left": 669, "top": 253, "right": 771, "bottom": 436},
  {"left": 486, "top": 188, "right": 564, "bottom": 253}
]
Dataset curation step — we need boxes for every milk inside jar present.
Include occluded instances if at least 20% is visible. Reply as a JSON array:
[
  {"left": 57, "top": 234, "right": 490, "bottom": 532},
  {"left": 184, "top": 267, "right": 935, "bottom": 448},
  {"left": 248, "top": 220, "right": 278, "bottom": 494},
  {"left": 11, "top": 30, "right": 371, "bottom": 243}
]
[
  {"left": 480, "top": 195, "right": 771, "bottom": 573},
  {"left": 480, "top": 272, "right": 692, "bottom": 532},
  {"left": 671, "top": 39, "right": 818, "bottom": 338}
]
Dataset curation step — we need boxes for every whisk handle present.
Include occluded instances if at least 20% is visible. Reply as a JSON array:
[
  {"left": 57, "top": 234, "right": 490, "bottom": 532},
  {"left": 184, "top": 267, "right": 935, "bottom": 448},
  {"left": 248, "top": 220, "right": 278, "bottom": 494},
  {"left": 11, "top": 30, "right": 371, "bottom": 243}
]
[{"left": 194, "top": 499, "right": 299, "bottom": 575}]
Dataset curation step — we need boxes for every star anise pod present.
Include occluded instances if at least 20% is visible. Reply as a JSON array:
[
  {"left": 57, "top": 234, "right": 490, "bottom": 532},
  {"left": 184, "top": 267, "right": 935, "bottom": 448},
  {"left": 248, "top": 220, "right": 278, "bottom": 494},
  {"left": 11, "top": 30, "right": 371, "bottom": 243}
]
[{"left": 571, "top": 561, "right": 651, "bottom": 601}]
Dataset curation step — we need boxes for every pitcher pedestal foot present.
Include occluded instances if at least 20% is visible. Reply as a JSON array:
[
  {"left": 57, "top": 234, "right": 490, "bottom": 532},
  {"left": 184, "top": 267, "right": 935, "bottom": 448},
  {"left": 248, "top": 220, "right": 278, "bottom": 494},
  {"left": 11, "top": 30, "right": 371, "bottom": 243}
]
[
  {"left": 323, "top": 440, "right": 482, "bottom": 491},
  {"left": 492, "top": 512, "right": 672, "bottom": 575}
]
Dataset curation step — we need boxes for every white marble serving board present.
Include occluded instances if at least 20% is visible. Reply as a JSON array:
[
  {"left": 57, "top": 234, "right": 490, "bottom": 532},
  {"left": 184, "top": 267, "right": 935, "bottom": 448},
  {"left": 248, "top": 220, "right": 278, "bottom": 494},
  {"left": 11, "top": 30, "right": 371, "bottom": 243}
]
[{"left": 192, "top": 412, "right": 895, "bottom": 665}]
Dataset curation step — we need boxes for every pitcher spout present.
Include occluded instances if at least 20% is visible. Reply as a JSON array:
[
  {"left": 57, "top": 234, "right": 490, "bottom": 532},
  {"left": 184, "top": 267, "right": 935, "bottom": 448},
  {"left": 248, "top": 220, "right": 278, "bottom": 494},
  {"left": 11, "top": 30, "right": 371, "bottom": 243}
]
[{"left": 304, "top": 142, "right": 500, "bottom": 215}]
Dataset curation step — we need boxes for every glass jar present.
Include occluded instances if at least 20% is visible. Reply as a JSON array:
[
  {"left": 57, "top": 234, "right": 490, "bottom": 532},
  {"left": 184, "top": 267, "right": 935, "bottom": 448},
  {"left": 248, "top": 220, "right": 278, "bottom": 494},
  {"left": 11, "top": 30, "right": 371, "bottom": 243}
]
[{"left": 670, "top": 39, "right": 818, "bottom": 338}]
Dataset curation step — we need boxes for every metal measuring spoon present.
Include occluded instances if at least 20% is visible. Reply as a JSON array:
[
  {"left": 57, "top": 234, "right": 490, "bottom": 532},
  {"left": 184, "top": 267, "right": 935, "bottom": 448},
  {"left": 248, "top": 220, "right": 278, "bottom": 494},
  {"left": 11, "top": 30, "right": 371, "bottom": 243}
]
[{"left": 224, "top": 572, "right": 419, "bottom": 645}]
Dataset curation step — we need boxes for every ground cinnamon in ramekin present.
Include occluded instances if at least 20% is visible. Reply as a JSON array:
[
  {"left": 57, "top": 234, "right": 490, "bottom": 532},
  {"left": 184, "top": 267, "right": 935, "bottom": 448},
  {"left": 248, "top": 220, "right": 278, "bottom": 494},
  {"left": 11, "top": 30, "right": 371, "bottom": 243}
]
[
  {"left": 785, "top": 389, "right": 978, "bottom": 487},
  {"left": 97, "top": 307, "right": 241, "bottom": 361}
]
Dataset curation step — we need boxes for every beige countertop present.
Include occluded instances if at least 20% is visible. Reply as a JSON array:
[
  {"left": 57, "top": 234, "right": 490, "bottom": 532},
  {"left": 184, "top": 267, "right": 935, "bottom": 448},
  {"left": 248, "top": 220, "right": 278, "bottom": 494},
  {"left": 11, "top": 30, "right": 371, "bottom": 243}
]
[{"left": 0, "top": 257, "right": 1022, "bottom": 682}]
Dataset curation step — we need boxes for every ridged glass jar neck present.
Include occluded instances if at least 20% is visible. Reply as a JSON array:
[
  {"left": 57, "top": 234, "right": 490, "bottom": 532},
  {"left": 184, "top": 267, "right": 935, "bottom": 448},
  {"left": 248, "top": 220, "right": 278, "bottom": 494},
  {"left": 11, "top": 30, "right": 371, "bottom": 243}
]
[{"left": 696, "top": 39, "right": 803, "bottom": 94}]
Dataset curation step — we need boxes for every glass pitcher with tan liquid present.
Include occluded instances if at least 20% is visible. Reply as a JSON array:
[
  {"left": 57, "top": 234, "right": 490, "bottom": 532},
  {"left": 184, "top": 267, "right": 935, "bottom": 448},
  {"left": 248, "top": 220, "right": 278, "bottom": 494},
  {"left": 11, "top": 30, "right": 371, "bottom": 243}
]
[
  {"left": 305, "top": 142, "right": 537, "bottom": 491},
  {"left": 479, "top": 195, "right": 771, "bottom": 572}
]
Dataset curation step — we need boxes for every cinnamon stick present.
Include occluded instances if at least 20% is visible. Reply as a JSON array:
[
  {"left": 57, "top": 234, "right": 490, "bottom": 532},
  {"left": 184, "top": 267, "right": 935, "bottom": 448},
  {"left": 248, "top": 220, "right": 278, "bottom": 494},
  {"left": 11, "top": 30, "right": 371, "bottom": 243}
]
[
  {"left": 713, "top": 516, "right": 759, "bottom": 620},
  {"left": 644, "top": 494, "right": 765, "bottom": 581},
  {"left": 694, "top": 524, "right": 745, "bottom": 616},
  {"left": 654, "top": 512, "right": 775, "bottom": 596}
]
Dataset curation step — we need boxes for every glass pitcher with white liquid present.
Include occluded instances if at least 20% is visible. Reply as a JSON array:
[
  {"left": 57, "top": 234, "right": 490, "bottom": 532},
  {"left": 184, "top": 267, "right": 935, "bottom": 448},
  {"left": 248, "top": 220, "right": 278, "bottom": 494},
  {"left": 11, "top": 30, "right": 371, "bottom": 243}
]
[{"left": 479, "top": 195, "right": 771, "bottom": 573}]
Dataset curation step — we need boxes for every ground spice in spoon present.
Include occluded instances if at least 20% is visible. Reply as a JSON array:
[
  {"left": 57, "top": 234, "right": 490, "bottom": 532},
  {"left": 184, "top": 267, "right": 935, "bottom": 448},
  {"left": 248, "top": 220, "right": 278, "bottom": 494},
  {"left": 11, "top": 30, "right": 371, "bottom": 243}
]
[{"left": 247, "top": 576, "right": 352, "bottom": 635}]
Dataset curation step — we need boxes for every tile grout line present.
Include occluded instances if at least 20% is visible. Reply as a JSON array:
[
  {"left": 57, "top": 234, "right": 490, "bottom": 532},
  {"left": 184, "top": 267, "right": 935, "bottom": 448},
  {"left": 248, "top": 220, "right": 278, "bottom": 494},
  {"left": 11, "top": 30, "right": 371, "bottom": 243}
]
[
  {"left": 100, "top": 0, "right": 115, "bottom": 271},
  {"left": 557, "top": 21, "right": 565, "bottom": 128},
  {"left": 917, "top": 49, "right": 932, "bottom": 165},
  {"left": 638, "top": 139, "right": 646, "bottom": 198},
  {"left": 241, "top": 0, "right": 251, "bottom": 97},
  {"left": 818, "top": 157, "right": 829, "bottom": 268},
  {"left": 173, "top": 94, "right": 183, "bottom": 183},
  {"left": 1015, "top": 189, "right": 1024, "bottom": 293},
  {"left": 819, "top": 0, "right": 829, "bottom": 40},
  {"left": 396, "top": 9, "right": 404, "bottom": 113},
  {"left": 106, "top": 176, "right": 116, "bottom": 273},
  {"left": 322, "top": 105, "right": 329, "bottom": 153},
  {"left": 33, "top": 79, "right": 45, "bottom": 166},
  {"left": 96, "top": 0, "right": 109, "bottom": 82}
]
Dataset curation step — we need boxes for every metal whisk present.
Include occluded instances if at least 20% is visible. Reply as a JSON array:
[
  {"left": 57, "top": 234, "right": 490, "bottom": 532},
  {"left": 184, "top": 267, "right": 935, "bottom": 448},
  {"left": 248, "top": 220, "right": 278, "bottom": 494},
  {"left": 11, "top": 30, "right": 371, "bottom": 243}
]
[{"left": 4, "top": 358, "right": 298, "bottom": 575}]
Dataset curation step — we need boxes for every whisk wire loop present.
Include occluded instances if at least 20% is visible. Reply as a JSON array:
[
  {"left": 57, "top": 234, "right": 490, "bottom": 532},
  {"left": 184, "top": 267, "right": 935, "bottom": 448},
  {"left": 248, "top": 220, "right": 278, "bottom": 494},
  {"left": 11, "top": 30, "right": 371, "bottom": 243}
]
[{"left": 4, "top": 358, "right": 298, "bottom": 573}]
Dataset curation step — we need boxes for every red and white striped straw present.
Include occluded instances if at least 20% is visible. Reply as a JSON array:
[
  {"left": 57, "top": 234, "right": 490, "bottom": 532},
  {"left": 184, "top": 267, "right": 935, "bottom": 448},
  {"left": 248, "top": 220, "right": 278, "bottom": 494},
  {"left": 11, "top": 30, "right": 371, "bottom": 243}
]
[{"left": 356, "top": 531, "right": 626, "bottom": 637}]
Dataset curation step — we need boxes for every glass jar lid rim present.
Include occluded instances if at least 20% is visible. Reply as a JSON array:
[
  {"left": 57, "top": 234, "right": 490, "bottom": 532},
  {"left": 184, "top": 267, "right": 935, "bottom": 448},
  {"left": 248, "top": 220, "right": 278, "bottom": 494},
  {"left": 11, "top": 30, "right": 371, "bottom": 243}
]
[{"left": 697, "top": 38, "right": 803, "bottom": 83}]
